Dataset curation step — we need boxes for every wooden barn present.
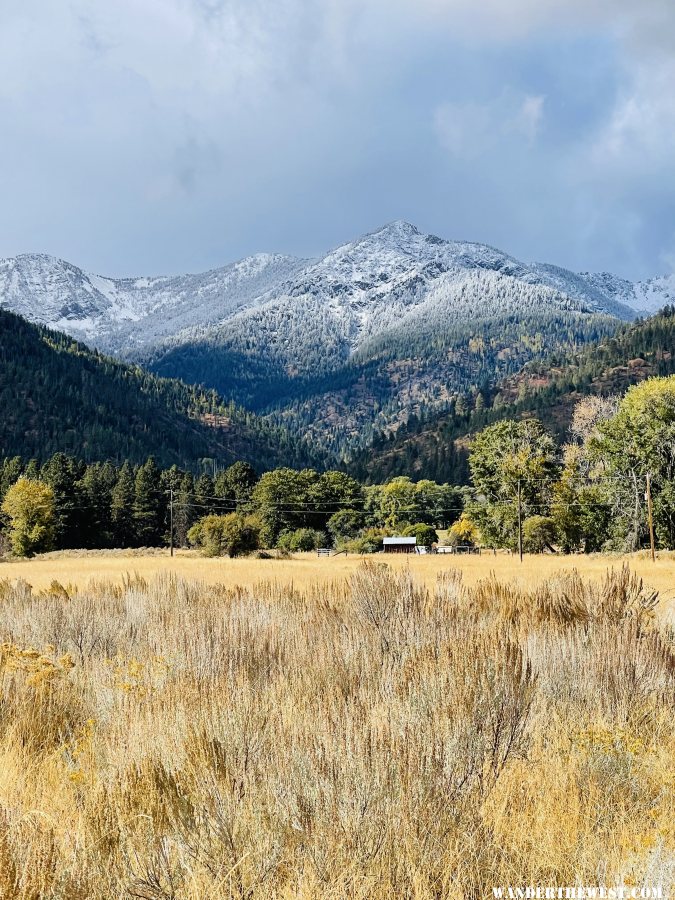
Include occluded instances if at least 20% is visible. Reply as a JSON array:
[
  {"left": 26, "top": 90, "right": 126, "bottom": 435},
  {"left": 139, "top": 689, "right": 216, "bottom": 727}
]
[{"left": 383, "top": 536, "right": 417, "bottom": 554}]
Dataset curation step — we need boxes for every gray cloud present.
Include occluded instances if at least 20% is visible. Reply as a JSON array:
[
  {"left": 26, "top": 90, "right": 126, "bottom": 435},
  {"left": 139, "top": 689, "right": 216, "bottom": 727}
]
[
  {"left": 0, "top": 0, "right": 673, "bottom": 279},
  {"left": 434, "top": 92, "right": 546, "bottom": 157}
]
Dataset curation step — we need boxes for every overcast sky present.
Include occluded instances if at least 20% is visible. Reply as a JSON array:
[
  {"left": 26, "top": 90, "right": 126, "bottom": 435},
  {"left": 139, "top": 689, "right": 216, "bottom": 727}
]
[{"left": 1, "top": 0, "right": 674, "bottom": 279}]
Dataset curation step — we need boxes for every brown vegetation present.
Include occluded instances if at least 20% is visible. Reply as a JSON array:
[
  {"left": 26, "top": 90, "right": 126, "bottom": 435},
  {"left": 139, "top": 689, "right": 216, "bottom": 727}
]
[{"left": 0, "top": 563, "right": 674, "bottom": 897}]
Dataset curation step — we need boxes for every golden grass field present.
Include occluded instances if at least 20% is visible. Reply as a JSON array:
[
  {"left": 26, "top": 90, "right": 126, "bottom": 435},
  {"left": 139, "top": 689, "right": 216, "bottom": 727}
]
[
  {"left": 0, "top": 553, "right": 674, "bottom": 897},
  {"left": 1, "top": 550, "right": 674, "bottom": 635},
  {"left": 2, "top": 546, "right": 675, "bottom": 600}
]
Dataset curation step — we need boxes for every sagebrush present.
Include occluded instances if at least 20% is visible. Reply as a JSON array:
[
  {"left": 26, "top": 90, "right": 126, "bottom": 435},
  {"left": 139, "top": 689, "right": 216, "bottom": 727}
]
[{"left": 0, "top": 563, "right": 673, "bottom": 898}]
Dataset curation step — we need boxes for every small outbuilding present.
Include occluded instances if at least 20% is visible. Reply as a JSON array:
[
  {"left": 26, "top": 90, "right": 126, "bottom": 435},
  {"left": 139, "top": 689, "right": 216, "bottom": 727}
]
[{"left": 383, "top": 536, "right": 417, "bottom": 554}]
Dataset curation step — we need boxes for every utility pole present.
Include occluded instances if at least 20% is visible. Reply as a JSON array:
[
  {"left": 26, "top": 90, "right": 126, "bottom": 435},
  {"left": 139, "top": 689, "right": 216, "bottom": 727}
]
[
  {"left": 517, "top": 479, "right": 523, "bottom": 563},
  {"left": 646, "top": 474, "right": 656, "bottom": 562},
  {"left": 169, "top": 487, "right": 174, "bottom": 558}
]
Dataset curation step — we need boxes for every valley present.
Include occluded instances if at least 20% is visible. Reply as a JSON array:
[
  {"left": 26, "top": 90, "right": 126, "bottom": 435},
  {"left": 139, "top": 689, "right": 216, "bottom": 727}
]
[{"left": 5, "top": 6, "right": 675, "bottom": 896}]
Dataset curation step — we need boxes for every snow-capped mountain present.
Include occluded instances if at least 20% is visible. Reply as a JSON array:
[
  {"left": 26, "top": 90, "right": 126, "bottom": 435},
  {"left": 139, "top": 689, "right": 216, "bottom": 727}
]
[
  {"left": 1, "top": 223, "right": 670, "bottom": 358},
  {"left": 140, "top": 222, "right": 675, "bottom": 388},
  {"left": 574, "top": 270, "right": 675, "bottom": 316},
  {"left": 3, "top": 221, "right": 672, "bottom": 456},
  {"left": 0, "top": 251, "right": 308, "bottom": 351}
]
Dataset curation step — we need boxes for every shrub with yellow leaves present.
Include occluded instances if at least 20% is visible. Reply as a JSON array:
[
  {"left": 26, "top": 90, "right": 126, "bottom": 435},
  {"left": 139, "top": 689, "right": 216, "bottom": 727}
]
[
  {"left": 0, "top": 642, "right": 74, "bottom": 688},
  {"left": 106, "top": 653, "right": 171, "bottom": 698}
]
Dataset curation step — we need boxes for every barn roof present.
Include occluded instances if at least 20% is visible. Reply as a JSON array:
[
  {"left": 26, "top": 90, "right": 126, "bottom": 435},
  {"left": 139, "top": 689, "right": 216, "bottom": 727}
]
[{"left": 383, "top": 536, "right": 417, "bottom": 545}]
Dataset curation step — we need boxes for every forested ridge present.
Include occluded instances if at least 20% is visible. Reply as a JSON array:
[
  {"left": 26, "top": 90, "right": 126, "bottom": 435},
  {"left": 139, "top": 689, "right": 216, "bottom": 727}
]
[
  {"left": 3, "top": 305, "right": 673, "bottom": 490},
  {"left": 0, "top": 309, "right": 311, "bottom": 471},
  {"left": 151, "top": 307, "right": 620, "bottom": 459},
  {"left": 352, "top": 307, "right": 675, "bottom": 483}
]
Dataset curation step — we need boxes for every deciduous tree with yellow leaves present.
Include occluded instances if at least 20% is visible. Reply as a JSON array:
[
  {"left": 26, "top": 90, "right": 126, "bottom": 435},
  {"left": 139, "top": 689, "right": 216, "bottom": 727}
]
[{"left": 1, "top": 477, "right": 56, "bottom": 557}]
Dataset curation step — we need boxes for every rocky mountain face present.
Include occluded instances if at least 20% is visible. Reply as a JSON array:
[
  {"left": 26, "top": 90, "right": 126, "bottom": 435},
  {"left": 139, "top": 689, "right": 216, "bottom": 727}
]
[{"left": 2, "top": 222, "right": 672, "bottom": 460}]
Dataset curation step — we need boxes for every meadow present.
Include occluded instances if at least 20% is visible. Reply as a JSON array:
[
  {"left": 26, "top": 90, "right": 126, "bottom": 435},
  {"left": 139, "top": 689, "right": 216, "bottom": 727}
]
[
  {"left": 3, "top": 547, "right": 675, "bottom": 601},
  {"left": 0, "top": 554, "right": 674, "bottom": 897}
]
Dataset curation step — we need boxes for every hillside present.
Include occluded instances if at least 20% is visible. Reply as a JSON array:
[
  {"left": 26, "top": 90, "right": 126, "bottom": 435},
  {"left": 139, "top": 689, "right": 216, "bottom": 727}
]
[
  {"left": 350, "top": 307, "right": 675, "bottom": 483},
  {"left": 0, "top": 309, "right": 309, "bottom": 470}
]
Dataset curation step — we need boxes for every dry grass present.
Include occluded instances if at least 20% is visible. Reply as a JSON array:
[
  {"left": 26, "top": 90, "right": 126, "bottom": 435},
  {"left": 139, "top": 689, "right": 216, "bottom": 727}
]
[
  {"left": 0, "top": 561, "right": 674, "bottom": 898},
  {"left": 2, "top": 548, "right": 674, "bottom": 605}
]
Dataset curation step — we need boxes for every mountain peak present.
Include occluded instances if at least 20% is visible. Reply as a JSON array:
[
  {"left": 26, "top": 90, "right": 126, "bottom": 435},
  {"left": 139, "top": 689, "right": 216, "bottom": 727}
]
[
  {"left": 1, "top": 222, "right": 669, "bottom": 365},
  {"left": 371, "top": 220, "right": 421, "bottom": 240},
  {"left": 3, "top": 252, "right": 76, "bottom": 271},
  {"left": 358, "top": 221, "right": 431, "bottom": 251}
]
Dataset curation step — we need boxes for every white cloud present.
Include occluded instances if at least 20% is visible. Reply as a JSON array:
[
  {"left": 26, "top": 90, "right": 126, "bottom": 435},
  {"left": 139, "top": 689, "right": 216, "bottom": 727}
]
[
  {"left": 0, "top": 0, "right": 673, "bottom": 278},
  {"left": 590, "top": 60, "right": 675, "bottom": 170},
  {"left": 396, "top": 0, "right": 675, "bottom": 46},
  {"left": 0, "top": 0, "right": 360, "bottom": 111}
]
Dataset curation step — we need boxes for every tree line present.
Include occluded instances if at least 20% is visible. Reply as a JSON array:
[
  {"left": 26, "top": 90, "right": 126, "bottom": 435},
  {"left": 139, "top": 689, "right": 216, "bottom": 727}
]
[{"left": 0, "top": 454, "right": 461, "bottom": 557}]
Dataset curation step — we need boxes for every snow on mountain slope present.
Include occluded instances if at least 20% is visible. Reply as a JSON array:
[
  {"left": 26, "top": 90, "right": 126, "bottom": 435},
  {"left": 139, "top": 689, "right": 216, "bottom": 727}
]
[
  {"left": 0, "top": 254, "right": 128, "bottom": 338},
  {"left": 574, "top": 271, "right": 675, "bottom": 316},
  {"left": 151, "top": 221, "right": 638, "bottom": 375},
  {"left": 0, "top": 251, "right": 309, "bottom": 351},
  {"left": 630, "top": 274, "right": 675, "bottom": 314},
  {"left": 1, "top": 222, "right": 672, "bottom": 365}
]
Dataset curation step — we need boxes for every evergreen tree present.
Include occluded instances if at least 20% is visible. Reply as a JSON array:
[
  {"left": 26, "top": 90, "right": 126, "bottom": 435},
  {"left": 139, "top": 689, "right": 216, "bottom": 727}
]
[
  {"left": 40, "top": 453, "right": 85, "bottom": 549},
  {"left": 0, "top": 457, "right": 23, "bottom": 501},
  {"left": 133, "top": 457, "right": 164, "bottom": 547},
  {"left": 160, "top": 465, "right": 185, "bottom": 545},
  {"left": 174, "top": 472, "right": 196, "bottom": 547},
  {"left": 215, "top": 461, "right": 257, "bottom": 507},
  {"left": 78, "top": 462, "right": 117, "bottom": 549},
  {"left": 111, "top": 462, "right": 136, "bottom": 548},
  {"left": 194, "top": 473, "right": 216, "bottom": 518},
  {"left": 23, "top": 459, "right": 40, "bottom": 480}
]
